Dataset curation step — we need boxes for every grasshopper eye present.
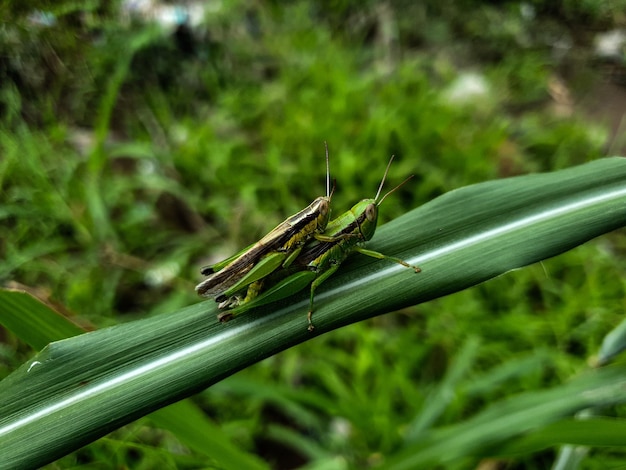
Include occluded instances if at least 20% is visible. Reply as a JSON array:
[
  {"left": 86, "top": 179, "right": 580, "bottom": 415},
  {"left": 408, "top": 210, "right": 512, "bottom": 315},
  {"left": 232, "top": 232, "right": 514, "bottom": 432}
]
[{"left": 365, "top": 204, "right": 377, "bottom": 222}]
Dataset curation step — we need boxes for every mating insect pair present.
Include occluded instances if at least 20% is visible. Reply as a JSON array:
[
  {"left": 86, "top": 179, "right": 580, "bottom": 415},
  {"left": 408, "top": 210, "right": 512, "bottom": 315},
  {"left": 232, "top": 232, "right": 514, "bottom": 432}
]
[{"left": 195, "top": 144, "right": 421, "bottom": 331}]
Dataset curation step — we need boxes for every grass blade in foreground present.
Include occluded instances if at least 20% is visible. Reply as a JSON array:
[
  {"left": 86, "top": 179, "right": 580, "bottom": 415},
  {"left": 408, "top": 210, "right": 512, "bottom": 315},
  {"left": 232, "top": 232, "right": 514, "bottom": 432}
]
[
  {"left": 0, "top": 288, "right": 85, "bottom": 349},
  {"left": 383, "top": 364, "right": 626, "bottom": 469},
  {"left": 1, "top": 157, "right": 626, "bottom": 468},
  {"left": 0, "top": 290, "right": 269, "bottom": 470}
]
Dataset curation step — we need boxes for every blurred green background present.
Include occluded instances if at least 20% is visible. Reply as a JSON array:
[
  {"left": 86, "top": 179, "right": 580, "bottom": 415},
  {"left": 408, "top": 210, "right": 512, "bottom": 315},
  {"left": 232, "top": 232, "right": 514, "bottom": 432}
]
[{"left": 1, "top": 0, "right": 626, "bottom": 468}]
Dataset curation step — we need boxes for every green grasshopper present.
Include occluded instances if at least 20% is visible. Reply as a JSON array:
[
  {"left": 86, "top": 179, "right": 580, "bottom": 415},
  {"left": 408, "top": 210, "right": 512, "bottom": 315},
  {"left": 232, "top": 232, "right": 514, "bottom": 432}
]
[
  {"left": 219, "top": 156, "right": 421, "bottom": 330},
  {"left": 195, "top": 143, "right": 336, "bottom": 304}
]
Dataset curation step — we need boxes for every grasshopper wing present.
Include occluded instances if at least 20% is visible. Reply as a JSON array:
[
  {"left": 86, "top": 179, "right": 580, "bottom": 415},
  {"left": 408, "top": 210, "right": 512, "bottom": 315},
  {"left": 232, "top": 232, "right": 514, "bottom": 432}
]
[{"left": 196, "top": 196, "right": 330, "bottom": 297}]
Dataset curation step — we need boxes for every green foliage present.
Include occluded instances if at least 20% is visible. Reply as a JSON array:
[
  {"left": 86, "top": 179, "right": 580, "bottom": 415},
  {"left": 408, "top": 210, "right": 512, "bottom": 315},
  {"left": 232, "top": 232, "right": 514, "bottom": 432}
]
[{"left": 1, "top": 0, "right": 625, "bottom": 468}]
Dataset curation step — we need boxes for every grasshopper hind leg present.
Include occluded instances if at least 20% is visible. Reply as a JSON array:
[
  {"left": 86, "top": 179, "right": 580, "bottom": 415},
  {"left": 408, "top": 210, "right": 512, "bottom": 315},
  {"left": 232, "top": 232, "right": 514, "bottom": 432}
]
[{"left": 215, "top": 280, "right": 265, "bottom": 323}]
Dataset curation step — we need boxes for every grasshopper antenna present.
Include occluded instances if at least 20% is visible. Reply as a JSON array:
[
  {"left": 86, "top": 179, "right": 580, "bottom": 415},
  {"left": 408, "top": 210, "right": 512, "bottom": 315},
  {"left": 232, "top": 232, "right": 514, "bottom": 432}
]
[
  {"left": 329, "top": 178, "right": 337, "bottom": 198},
  {"left": 374, "top": 155, "right": 414, "bottom": 206},
  {"left": 374, "top": 155, "right": 395, "bottom": 202},
  {"left": 377, "top": 174, "right": 414, "bottom": 206},
  {"left": 324, "top": 141, "right": 331, "bottom": 198}
]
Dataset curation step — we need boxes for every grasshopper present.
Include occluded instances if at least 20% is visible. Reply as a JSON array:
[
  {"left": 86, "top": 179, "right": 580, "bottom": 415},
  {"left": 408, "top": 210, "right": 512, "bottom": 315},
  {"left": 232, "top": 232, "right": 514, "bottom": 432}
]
[
  {"left": 195, "top": 143, "right": 336, "bottom": 304},
  {"left": 219, "top": 156, "right": 421, "bottom": 330}
]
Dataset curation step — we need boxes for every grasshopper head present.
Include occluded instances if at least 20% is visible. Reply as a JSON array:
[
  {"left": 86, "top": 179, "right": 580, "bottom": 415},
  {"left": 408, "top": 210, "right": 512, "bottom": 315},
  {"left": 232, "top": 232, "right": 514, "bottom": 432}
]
[
  {"left": 350, "top": 198, "right": 379, "bottom": 241},
  {"left": 354, "top": 155, "right": 413, "bottom": 241},
  {"left": 362, "top": 202, "right": 379, "bottom": 241},
  {"left": 314, "top": 195, "right": 332, "bottom": 232}
]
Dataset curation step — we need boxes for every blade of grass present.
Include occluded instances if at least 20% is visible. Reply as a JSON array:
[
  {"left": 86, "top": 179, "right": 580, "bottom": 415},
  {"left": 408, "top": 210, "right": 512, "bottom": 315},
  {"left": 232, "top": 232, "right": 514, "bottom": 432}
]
[
  {"left": 383, "top": 365, "right": 626, "bottom": 469},
  {"left": 502, "top": 417, "right": 626, "bottom": 454},
  {"left": 0, "top": 289, "right": 84, "bottom": 349},
  {"left": 0, "top": 291, "right": 268, "bottom": 470},
  {"left": 148, "top": 401, "right": 268, "bottom": 470}
]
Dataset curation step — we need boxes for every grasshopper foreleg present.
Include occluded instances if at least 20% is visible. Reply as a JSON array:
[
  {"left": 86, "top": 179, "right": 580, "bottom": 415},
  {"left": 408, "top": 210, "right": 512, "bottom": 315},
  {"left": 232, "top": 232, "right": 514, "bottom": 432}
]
[{"left": 306, "top": 262, "right": 342, "bottom": 331}]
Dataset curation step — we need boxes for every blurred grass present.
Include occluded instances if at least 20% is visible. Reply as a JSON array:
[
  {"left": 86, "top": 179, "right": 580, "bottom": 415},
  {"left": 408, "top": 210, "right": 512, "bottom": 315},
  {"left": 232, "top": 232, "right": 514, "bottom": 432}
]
[{"left": 1, "top": 0, "right": 626, "bottom": 468}]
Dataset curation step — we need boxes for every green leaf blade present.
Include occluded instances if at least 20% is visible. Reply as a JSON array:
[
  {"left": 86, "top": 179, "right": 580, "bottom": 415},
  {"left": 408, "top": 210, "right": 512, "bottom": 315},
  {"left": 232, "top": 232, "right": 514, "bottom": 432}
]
[{"left": 1, "top": 158, "right": 626, "bottom": 468}]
